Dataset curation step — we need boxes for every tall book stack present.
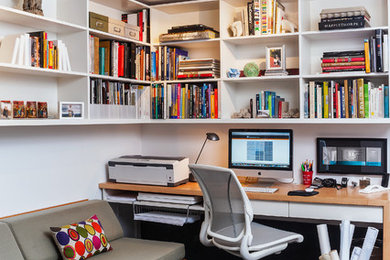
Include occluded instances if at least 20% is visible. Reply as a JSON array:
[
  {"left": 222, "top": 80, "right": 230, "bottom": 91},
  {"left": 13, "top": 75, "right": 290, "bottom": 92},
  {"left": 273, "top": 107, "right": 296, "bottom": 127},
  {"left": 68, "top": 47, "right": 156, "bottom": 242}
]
[
  {"left": 0, "top": 31, "right": 71, "bottom": 71},
  {"left": 89, "top": 35, "right": 150, "bottom": 81},
  {"left": 319, "top": 7, "right": 371, "bottom": 31},
  {"left": 121, "top": 9, "right": 150, "bottom": 43},
  {"left": 150, "top": 46, "right": 188, "bottom": 81},
  {"left": 178, "top": 58, "right": 220, "bottom": 79},
  {"left": 253, "top": 91, "right": 289, "bottom": 118},
  {"left": 321, "top": 50, "right": 366, "bottom": 73},
  {"left": 304, "top": 79, "right": 390, "bottom": 119}
]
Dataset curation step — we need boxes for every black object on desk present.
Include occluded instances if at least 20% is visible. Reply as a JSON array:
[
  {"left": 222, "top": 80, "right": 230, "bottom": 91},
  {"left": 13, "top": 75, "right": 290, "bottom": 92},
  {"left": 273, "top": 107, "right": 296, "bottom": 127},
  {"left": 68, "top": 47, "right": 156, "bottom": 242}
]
[{"left": 288, "top": 190, "right": 319, "bottom": 196}]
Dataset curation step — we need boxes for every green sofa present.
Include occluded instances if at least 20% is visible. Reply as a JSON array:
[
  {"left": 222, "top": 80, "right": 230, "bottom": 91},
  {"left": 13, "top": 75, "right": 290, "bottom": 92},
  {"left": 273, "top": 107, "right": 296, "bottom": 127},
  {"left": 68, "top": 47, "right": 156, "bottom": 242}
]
[{"left": 0, "top": 200, "right": 185, "bottom": 260}]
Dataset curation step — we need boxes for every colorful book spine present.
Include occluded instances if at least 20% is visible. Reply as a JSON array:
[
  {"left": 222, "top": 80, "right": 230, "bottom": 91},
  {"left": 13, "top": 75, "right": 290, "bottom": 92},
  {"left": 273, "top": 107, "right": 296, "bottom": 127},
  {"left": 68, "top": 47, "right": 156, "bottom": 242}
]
[
  {"left": 364, "top": 39, "right": 371, "bottom": 73},
  {"left": 385, "top": 85, "right": 389, "bottom": 118},
  {"left": 323, "top": 81, "right": 329, "bottom": 118},
  {"left": 364, "top": 82, "right": 369, "bottom": 118}
]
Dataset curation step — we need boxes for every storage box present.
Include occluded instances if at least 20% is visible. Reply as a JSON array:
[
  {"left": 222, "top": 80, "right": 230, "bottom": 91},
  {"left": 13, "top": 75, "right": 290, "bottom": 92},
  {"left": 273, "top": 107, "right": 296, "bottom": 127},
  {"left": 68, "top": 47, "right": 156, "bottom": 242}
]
[
  {"left": 108, "top": 18, "right": 125, "bottom": 37},
  {"left": 89, "top": 12, "right": 108, "bottom": 32},
  {"left": 125, "top": 23, "right": 140, "bottom": 41}
]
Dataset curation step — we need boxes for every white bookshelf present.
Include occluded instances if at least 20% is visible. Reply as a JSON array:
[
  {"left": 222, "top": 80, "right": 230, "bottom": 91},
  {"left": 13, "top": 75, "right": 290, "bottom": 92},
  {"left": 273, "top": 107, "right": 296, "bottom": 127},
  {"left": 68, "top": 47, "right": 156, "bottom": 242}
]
[{"left": 0, "top": 0, "right": 389, "bottom": 126}]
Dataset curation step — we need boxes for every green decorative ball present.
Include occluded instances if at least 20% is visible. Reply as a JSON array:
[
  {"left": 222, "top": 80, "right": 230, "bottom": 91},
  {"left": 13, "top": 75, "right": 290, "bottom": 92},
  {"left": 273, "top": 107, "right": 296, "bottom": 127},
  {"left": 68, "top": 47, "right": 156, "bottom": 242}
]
[{"left": 243, "top": 62, "right": 260, "bottom": 77}]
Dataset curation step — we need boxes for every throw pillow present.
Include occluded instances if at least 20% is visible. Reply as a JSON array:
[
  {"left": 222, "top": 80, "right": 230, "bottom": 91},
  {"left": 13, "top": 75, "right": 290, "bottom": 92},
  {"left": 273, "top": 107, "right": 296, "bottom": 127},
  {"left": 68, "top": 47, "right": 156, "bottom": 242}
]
[{"left": 50, "top": 214, "right": 112, "bottom": 259}]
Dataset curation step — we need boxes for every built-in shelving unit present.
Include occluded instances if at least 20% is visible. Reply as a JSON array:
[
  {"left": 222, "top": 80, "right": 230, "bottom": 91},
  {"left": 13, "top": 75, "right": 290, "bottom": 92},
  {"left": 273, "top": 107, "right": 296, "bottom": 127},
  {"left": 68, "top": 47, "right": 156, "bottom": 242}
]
[{"left": 0, "top": 0, "right": 389, "bottom": 126}]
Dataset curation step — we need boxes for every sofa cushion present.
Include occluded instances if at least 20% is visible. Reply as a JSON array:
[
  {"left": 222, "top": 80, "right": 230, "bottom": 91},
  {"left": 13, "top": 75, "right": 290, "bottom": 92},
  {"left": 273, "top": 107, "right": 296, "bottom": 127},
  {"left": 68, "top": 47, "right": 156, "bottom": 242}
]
[
  {"left": 50, "top": 214, "right": 113, "bottom": 260},
  {"left": 91, "top": 237, "right": 185, "bottom": 260},
  {"left": 0, "top": 222, "right": 24, "bottom": 260},
  {"left": 3, "top": 200, "right": 123, "bottom": 260}
]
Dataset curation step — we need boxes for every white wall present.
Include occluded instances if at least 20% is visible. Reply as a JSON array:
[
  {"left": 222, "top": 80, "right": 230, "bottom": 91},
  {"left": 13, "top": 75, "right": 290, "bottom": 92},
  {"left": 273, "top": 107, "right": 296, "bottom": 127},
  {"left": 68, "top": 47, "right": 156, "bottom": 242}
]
[
  {"left": 0, "top": 125, "right": 142, "bottom": 217},
  {"left": 141, "top": 124, "right": 390, "bottom": 185}
]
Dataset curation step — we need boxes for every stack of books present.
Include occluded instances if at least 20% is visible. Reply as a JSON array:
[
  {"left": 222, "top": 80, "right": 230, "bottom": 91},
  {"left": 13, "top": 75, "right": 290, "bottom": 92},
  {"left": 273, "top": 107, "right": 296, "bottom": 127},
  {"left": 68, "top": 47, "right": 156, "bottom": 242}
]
[
  {"left": 0, "top": 31, "right": 71, "bottom": 71},
  {"left": 253, "top": 91, "right": 289, "bottom": 118},
  {"left": 319, "top": 7, "right": 371, "bottom": 31},
  {"left": 304, "top": 79, "right": 390, "bottom": 119},
  {"left": 150, "top": 46, "right": 188, "bottom": 81},
  {"left": 321, "top": 50, "right": 366, "bottom": 73},
  {"left": 178, "top": 58, "right": 220, "bottom": 79},
  {"left": 321, "top": 29, "right": 389, "bottom": 74},
  {"left": 159, "top": 24, "right": 219, "bottom": 42},
  {"left": 89, "top": 35, "right": 150, "bottom": 81}
]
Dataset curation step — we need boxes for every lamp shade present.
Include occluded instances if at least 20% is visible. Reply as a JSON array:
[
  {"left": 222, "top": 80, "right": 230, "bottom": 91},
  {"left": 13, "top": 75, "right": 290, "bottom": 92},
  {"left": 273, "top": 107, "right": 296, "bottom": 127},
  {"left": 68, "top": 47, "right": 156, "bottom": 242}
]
[{"left": 206, "top": 132, "right": 219, "bottom": 141}]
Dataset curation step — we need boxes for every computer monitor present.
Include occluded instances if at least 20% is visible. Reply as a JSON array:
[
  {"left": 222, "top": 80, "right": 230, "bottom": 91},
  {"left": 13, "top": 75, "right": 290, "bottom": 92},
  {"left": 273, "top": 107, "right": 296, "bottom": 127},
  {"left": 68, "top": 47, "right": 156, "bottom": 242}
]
[{"left": 228, "top": 129, "right": 293, "bottom": 182}]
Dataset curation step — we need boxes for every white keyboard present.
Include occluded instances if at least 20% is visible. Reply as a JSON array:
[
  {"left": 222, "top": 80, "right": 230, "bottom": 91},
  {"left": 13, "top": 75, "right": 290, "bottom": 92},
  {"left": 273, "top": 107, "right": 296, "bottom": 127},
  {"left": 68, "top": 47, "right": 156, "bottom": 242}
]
[{"left": 243, "top": 187, "right": 279, "bottom": 193}]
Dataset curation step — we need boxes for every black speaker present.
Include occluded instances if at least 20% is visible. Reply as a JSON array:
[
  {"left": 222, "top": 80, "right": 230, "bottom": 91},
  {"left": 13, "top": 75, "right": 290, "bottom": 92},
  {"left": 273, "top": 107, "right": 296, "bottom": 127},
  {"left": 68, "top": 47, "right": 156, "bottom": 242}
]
[{"left": 381, "top": 174, "right": 389, "bottom": 187}]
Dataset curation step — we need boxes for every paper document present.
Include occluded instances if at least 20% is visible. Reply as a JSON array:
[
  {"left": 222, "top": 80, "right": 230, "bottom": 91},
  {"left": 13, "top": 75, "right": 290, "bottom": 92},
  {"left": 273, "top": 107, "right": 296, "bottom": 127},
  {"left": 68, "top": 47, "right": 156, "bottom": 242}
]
[
  {"left": 358, "top": 227, "right": 378, "bottom": 260},
  {"left": 317, "top": 224, "right": 331, "bottom": 255}
]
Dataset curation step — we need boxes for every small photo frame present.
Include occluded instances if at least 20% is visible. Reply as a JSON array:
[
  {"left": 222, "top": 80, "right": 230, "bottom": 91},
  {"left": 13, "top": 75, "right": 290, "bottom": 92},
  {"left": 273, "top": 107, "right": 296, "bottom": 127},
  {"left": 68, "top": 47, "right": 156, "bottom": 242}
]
[
  {"left": 60, "top": 102, "right": 84, "bottom": 119},
  {"left": 266, "top": 45, "right": 286, "bottom": 71}
]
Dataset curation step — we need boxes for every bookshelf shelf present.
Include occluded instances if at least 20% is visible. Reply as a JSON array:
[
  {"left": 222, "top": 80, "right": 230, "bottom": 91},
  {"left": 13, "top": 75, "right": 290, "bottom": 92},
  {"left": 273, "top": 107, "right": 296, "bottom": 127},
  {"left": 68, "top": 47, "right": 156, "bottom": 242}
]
[
  {"left": 0, "top": 63, "right": 87, "bottom": 78},
  {"left": 222, "top": 33, "right": 299, "bottom": 46},
  {"left": 223, "top": 75, "right": 300, "bottom": 83},
  {"left": 157, "top": 38, "right": 220, "bottom": 49},
  {"left": 155, "top": 79, "right": 220, "bottom": 84},
  {"left": 152, "top": 0, "right": 219, "bottom": 14},
  {"left": 89, "top": 29, "right": 151, "bottom": 47},
  {"left": 301, "top": 27, "right": 389, "bottom": 41},
  {"left": 0, "top": 6, "right": 86, "bottom": 33},
  {"left": 90, "top": 0, "right": 149, "bottom": 12},
  {"left": 302, "top": 72, "right": 389, "bottom": 80},
  {"left": 89, "top": 74, "right": 151, "bottom": 84}
]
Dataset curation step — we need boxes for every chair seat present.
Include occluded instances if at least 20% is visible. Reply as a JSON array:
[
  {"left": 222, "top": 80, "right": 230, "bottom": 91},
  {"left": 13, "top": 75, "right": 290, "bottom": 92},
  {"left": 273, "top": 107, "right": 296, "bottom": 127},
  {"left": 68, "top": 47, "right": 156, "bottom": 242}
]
[{"left": 214, "top": 222, "right": 303, "bottom": 252}]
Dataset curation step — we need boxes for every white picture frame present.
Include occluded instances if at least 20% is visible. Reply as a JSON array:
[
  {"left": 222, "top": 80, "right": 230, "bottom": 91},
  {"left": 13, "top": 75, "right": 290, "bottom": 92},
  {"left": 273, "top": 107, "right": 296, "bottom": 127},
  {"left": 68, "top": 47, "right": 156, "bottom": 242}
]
[
  {"left": 60, "top": 102, "right": 84, "bottom": 119},
  {"left": 266, "top": 45, "right": 286, "bottom": 71}
]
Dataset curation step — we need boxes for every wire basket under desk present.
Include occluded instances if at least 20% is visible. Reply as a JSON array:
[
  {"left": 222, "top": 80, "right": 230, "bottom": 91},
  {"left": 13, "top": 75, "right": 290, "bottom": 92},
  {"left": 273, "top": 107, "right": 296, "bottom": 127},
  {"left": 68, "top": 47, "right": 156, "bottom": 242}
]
[{"left": 133, "top": 200, "right": 203, "bottom": 226}]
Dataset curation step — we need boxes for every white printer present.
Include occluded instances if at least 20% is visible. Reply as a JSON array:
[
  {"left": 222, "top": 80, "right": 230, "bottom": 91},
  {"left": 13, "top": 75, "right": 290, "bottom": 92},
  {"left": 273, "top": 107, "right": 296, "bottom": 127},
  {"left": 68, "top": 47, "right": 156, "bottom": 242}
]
[{"left": 108, "top": 155, "right": 190, "bottom": 186}]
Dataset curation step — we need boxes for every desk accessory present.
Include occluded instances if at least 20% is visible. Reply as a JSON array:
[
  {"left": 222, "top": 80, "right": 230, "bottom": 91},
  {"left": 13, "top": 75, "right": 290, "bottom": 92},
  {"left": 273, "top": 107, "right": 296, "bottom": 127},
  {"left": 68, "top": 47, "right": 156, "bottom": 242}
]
[
  {"left": 341, "top": 177, "right": 348, "bottom": 188},
  {"left": 301, "top": 160, "right": 313, "bottom": 185},
  {"left": 191, "top": 132, "right": 220, "bottom": 182},
  {"left": 381, "top": 173, "right": 389, "bottom": 187},
  {"left": 287, "top": 190, "right": 319, "bottom": 196},
  {"left": 359, "top": 177, "right": 370, "bottom": 188}
]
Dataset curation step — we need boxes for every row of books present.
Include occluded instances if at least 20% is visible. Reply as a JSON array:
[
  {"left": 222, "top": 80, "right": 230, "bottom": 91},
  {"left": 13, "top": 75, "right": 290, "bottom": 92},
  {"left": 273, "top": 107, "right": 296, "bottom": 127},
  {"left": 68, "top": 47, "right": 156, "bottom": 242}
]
[
  {"left": 121, "top": 9, "right": 150, "bottom": 43},
  {"left": 89, "top": 35, "right": 150, "bottom": 81},
  {"left": 240, "top": 0, "right": 287, "bottom": 36},
  {"left": 151, "top": 83, "right": 219, "bottom": 119},
  {"left": 252, "top": 91, "right": 289, "bottom": 118},
  {"left": 89, "top": 78, "right": 150, "bottom": 119},
  {"left": 0, "top": 100, "right": 48, "bottom": 119},
  {"left": 321, "top": 30, "right": 389, "bottom": 74},
  {"left": 150, "top": 46, "right": 188, "bottom": 81},
  {"left": 319, "top": 7, "right": 371, "bottom": 31},
  {"left": 0, "top": 32, "right": 71, "bottom": 71},
  {"left": 304, "top": 79, "right": 390, "bottom": 119}
]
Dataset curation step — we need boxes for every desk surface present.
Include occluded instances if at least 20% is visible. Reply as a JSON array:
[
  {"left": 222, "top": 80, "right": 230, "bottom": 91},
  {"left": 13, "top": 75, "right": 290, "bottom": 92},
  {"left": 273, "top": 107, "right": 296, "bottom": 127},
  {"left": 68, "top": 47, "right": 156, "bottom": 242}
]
[{"left": 99, "top": 182, "right": 390, "bottom": 207}]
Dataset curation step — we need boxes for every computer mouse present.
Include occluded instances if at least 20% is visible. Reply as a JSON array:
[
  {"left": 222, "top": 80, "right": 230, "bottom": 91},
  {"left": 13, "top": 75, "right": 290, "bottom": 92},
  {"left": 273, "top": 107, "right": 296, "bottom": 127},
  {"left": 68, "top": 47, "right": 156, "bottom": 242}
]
[{"left": 305, "top": 188, "right": 314, "bottom": 192}]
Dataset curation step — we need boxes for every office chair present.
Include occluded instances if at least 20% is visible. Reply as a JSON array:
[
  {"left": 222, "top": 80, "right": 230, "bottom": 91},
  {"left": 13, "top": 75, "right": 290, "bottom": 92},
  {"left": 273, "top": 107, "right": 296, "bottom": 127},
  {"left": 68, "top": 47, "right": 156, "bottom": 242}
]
[{"left": 189, "top": 164, "right": 303, "bottom": 260}]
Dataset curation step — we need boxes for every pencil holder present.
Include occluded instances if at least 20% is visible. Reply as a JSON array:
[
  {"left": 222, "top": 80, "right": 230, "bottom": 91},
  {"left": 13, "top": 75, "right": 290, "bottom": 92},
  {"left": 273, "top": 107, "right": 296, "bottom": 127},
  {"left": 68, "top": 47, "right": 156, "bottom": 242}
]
[{"left": 302, "top": 171, "right": 313, "bottom": 186}]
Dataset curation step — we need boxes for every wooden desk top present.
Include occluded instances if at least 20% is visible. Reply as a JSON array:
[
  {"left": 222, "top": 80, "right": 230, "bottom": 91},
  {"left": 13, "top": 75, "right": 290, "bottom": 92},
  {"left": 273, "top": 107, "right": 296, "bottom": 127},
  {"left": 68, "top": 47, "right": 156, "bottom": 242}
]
[{"left": 99, "top": 182, "right": 390, "bottom": 207}]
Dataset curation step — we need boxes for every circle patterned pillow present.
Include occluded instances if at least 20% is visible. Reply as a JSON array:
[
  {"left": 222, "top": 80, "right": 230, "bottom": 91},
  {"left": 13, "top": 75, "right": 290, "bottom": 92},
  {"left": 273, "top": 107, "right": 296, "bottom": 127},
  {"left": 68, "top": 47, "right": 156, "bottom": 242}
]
[{"left": 50, "top": 214, "right": 112, "bottom": 259}]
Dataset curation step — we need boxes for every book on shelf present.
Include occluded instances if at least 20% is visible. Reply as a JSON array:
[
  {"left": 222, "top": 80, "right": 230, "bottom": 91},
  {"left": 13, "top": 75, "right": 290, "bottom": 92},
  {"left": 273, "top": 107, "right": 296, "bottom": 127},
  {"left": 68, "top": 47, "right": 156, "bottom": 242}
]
[
  {"left": 121, "top": 8, "right": 150, "bottom": 43},
  {"left": 177, "top": 58, "right": 220, "bottom": 80},
  {"left": 252, "top": 90, "right": 289, "bottom": 118},
  {"left": 319, "top": 6, "right": 371, "bottom": 31},
  {"left": 236, "top": 0, "right": 295, "bottom": 37},
  {"left": 0, "top": 32, "right": 71, "bottom": 71},
  {"left": 89, "top": 35, "right": 150, "bottom": 81},
  {"left": 304, "top": 78, "right": 389, "bottom": 119},
  {"left": 321, "top": 30, "right": 389, "bottom": 74},
  {"left": 89, "top": 78, "right": 150, "bottom": 119},
  {"left": 151, "top": 82, "right": 219, "bottom": 120},
  {"left": 150, "top": 46, "right": 189, "bottom": 81}
]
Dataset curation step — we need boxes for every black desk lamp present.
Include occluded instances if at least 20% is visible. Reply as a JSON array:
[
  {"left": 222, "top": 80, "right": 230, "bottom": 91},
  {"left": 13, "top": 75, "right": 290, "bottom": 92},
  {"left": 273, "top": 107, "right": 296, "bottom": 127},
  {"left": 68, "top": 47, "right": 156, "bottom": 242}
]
[{"left": 190, "top": 132, "right": 220, "bottom": 182}]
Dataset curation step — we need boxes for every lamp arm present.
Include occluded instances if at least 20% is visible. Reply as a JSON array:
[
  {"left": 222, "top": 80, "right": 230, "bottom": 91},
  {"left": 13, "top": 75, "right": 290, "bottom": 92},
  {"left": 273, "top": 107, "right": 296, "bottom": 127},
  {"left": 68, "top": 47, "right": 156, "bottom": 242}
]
[{"left": 195, "top": 137, "right": 208, "bottom": 164}]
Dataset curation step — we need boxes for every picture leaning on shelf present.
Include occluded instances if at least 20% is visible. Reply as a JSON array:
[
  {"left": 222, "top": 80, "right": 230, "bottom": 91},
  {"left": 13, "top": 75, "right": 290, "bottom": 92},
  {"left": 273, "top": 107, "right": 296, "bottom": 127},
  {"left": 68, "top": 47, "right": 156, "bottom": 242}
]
[
  {"left": 229, "top": 0, "right": 297, "bottom": 37},
  {"left": 320, "top": 29, "right": 389, "bottom": 74},
  {"left": 0, "top": 32, "right": 71, "bottom": 71},
  {"left": 304, "top": 79, "right": 390, "bottom": 119},
  {"left": 0, "top": 100, "right": 47, "bottom": 119}
]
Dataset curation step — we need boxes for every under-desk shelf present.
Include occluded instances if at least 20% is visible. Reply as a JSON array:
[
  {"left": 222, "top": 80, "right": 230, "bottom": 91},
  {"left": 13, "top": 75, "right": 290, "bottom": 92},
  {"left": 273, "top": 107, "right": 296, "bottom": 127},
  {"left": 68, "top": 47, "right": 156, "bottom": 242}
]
[{"left": 0, "top": 5, "right": 86, "bottom": 33}]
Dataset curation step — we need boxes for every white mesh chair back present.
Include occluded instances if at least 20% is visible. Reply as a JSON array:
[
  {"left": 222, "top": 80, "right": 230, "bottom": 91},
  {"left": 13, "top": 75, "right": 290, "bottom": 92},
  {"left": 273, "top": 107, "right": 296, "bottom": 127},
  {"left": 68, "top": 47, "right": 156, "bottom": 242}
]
[{"left": 189, "top": 164, "right": 253, "bottom": 247}]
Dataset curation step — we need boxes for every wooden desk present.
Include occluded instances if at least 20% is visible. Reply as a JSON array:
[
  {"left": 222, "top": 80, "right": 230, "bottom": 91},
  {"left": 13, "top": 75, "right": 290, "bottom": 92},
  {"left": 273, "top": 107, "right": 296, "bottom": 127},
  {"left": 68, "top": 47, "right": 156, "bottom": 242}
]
[{"left": 99, "top": 182, "right": 390, "bottom": 259}]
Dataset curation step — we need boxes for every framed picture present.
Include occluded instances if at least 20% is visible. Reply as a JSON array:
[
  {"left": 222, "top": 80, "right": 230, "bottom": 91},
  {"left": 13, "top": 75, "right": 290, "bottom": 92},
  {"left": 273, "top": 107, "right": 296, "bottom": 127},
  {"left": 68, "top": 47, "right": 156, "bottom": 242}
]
[
  {"left": 266, "top": 45, "right": 286, "bottom": 71},
  {"left": 60, "top": 102, "right": 84, "bottom": 119},
  {"left": 0, "top": 100, "right": 12, "bottom": 119}
]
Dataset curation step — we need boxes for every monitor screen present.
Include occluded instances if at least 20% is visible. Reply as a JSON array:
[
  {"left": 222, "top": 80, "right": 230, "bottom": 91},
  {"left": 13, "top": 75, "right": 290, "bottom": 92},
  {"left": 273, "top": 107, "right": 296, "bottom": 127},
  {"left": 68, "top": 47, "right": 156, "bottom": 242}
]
[{"left": 228, "top": 129, "right": 293, "bottom": 171}]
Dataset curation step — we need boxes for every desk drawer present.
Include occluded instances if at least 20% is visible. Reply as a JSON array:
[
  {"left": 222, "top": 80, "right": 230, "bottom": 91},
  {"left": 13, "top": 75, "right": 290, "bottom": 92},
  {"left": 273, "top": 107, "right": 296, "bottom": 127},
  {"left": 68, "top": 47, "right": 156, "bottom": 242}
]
[
  {"left": 250, "top": 201, "right": 288, "bottom": 217},
  {"left": 289, "top": 203, "right": 383, "bottom": 223}
]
